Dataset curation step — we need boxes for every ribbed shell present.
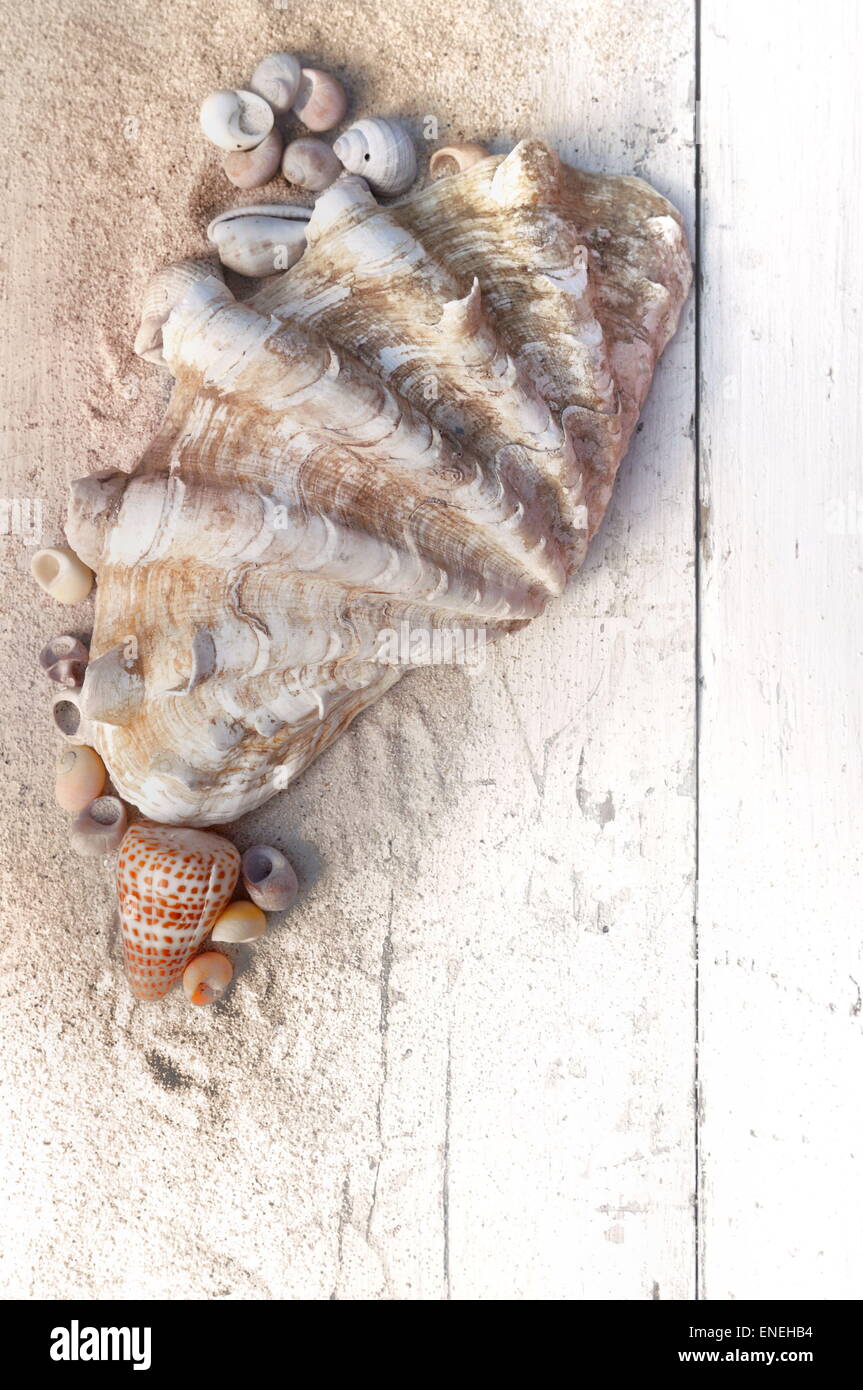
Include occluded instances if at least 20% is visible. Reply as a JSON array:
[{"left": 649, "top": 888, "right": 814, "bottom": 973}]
[{"left": 66, "top": 140, "right": 691, "bottom": 826}]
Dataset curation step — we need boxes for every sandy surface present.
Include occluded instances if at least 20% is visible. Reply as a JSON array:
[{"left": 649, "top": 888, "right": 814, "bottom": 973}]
[{"left": 0, "top": 0, "right": 696, "bottom": 1299}]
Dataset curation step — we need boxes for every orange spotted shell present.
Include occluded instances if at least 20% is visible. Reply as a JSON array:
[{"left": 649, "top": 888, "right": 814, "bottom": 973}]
[{"left": 117, "top": 822, "right": 240, "bottom": 1000}]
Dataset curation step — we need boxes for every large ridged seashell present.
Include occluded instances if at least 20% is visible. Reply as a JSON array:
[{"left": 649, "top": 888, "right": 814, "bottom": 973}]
[
  {"left": 206, "top": 204, "right": 311, "bottom": 277},
  {"left": 117, "top": 822, "right": 240, "bottom": 999},
  {"left": 249, "top": 53, "right": 302, "bottom": 114},
  {"left": 333, "top": 118, "right": 417, "bottom": 195},
  {"left": 199, "top": 89, "right": 274, "bottom": 152},
  {"left": 66, "top": 141, "right": 691, "bottom": 827},
  {"left": 134, "top": 259, "right": 226, "bottom": 366}
]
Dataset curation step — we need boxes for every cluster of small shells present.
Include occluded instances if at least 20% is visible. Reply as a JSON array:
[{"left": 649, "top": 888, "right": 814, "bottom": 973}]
[
  {"left": 195, "top": 52, "right": 487, "bottom": 281},
  {"left": 35, "top": 610, "right": 298, "bottom": 1005},
  {"left": 199, "top": 53, "right": 416, "bottom": 199}
]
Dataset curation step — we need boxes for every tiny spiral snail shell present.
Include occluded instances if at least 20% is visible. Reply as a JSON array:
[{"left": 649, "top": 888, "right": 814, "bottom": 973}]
[
  {"left": 241, "top": 845, "right": 299, "bottom": 912},
  {"left": 292, "top": 68, "right": 348, "bottom": 132},
  {"left": 69, "top": 796, "right": 128, "bottom": 856},
  {"left": 249, "top": 53, "right": 302, "bottom": 115},
  {"left": 31, "top": 547, "right": 93, "bottom": 605},
  {"left": 39, "top": 634, "right": 89, "bottom": 689},
  {"left": 183, "top": 951, "right": 233, "bottom": 1005},
  {"left": 52, "top": 688, "right": 95, "bottom": 745},
  {"left": 55, "top": 746, "right": 106, "bottom": 813},
  {"left": 199, "top": 89, "right": 274, "bottom": 152},
  {"left": 222, "top": 128, "right": 284, "bottom": 190},
  {"left": 333, "top": 118, "right": 417, "bottom": 196},
  {"left": 429, "top": 143, "right": 490, "bottom": 177},
  {"left": 281, "top": 137, "right": 342, "bottom": 192}
]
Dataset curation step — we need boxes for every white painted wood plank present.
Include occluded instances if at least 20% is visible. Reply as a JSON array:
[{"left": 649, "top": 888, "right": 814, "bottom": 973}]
[{"left": 699, "top": 0, "right": 863, "bottom": 1298}]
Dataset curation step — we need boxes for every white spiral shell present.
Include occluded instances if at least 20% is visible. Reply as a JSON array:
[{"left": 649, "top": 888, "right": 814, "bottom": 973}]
[
  {"left": 333, "top": 117, "right": 417, "bottom": 196},
  {"left": 249, "top": 52, "right": 302, "bottom": 114},
  {"left": 199, "top": 89, "right": 274, "bottom": 152}
]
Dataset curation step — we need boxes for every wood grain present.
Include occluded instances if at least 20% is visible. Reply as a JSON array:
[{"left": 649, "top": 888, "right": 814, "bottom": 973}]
[{"left": 699, "top": 0, "right": 863, "bottom": 1298}]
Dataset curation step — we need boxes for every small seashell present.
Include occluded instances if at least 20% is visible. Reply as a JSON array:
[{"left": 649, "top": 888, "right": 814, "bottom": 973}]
[
  {"left": 135, "top": 259, "right": 225, "bottom": 366},
  {"left": 31, "top": 547, "right": 93, "bottom": 604},
  {"left": 211, "top": 900, "right": 267, "bottom": 943},
  {"left": 117, "top": 823, "right": 240, "bottom": 998},
  {"left": 241, "top": 845, "right": 299, "bottom": 912},
  {"left": 222, "top": 127, "right": 284, "bottom": 189},
  {"left": 333, "top": 117, "right": 417, "bottom": 196},
  {"left": 46, "top": 658, "right": 88, "bottom": 688},
  {"left": 183, "top": 951, "right": 233, "bottom": 1005},
  {"left": 292, "top": 68, "right": 348, "bottom": 132},
  {"left": 207, "top": 204, "right": 311, "bottom": 277},
  {"left": 199, "top": 89, "right": 275, "bottom": 152},
  {"left": 429, "top": 143, "right": 490, "bottom": 177},
  {"left": 55, "top": 745, "right": 106, "bottom": 813},
  {"left": 249, "top": 52, "right": 302, "bottom": 114},
  {"left": 52, "top": 688, "right": 94, "bottom": 745},
  {"left": 281, "top": 137, "right": 342, "bottom": 192},
  {"left": 39, "top": 634, "right": 89, "bottom": 689},
  {"left": 69, "top": 796, "right": 127, "bottom": 856}
]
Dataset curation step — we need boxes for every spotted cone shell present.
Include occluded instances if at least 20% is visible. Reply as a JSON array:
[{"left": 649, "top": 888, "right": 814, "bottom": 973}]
[{"left": 117, "top": 822, "right": 240, "bottom": 999}]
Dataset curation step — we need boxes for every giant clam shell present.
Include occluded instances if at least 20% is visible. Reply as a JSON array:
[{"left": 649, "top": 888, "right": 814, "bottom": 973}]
[{"left": 66, "top": 141, "right": 691, "bottom": 826}]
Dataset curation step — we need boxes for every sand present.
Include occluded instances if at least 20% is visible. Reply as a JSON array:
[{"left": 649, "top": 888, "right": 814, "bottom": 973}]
[{"left": 0, "top": 0, "right": 696, "bottom": 1299}]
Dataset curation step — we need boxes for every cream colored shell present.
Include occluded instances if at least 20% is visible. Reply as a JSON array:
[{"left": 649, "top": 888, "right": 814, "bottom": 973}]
[{"left": 66, "top": 141, "right": 691, "bottom": 827}]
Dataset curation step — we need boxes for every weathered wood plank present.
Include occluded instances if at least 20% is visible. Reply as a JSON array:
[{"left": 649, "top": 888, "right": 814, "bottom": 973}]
[
  {"left": 435, "top": 0, "right": 698, "bottom": 1299},
  {"left": 699, "top": 0, "right": 863, "bottom": 1299}
]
